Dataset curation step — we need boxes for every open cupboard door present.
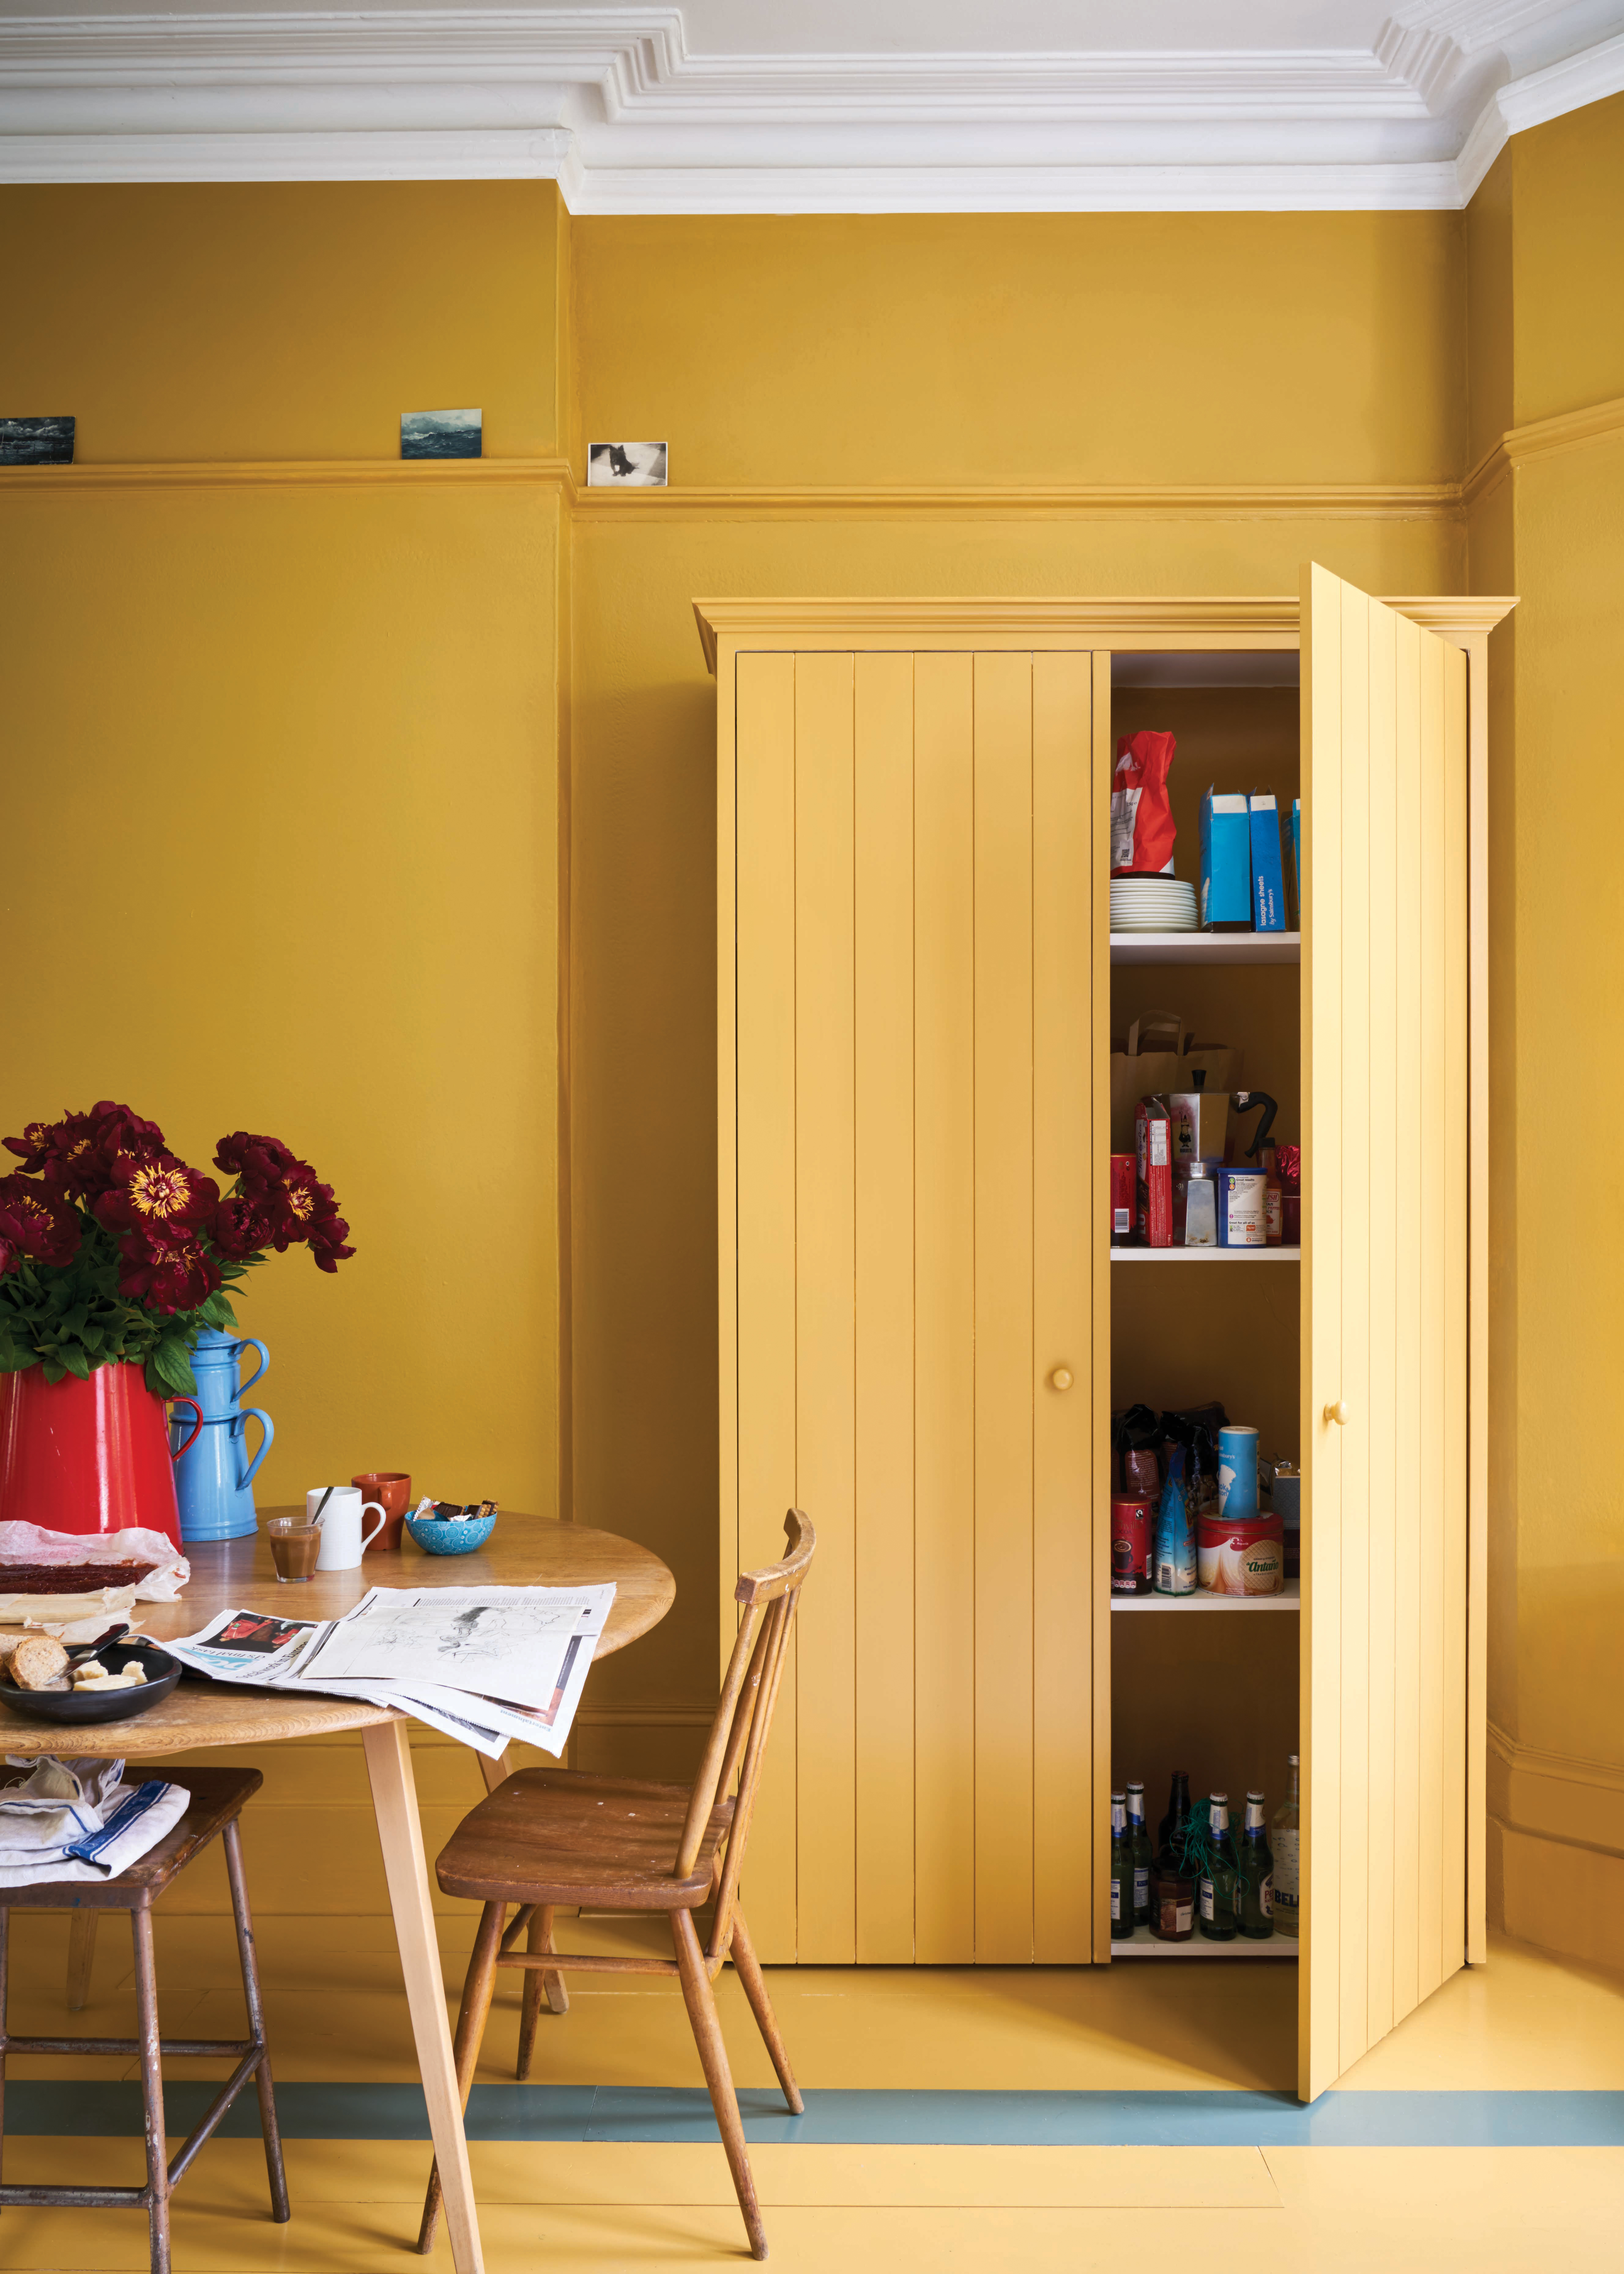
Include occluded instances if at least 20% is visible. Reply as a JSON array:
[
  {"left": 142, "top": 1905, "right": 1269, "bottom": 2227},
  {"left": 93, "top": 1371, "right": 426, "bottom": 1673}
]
[{"left": 1300, "top": 564, "right": 1470, "bottom": 2101}]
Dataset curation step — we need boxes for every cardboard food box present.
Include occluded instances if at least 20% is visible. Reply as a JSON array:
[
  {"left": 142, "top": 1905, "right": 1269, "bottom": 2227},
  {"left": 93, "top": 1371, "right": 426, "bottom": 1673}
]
[
  {"left": 1249, "top": 793, "right": 1287, "bottom": 933},
  {"left": 1135, "top": 1098, "right": 1173, "bottom": 1248},
  {"left": 1199, "top": 789, "right": 1251, "bottom": 929}
]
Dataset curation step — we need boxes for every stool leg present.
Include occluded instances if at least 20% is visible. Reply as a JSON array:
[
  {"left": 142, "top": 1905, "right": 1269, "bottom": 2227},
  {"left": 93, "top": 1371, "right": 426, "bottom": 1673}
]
[
  {"left": 515, "top": 1904, "right": 567, "bottom": 2082},
  {"left": 67, "top": 1912, "right": 98, "bottom": 2011},
  {"left": 223, "top": 1817, "right": 290, "bottom": 2223},
  {"left": 132, "top": 1907, "right": 171, "bottom": 2274}
]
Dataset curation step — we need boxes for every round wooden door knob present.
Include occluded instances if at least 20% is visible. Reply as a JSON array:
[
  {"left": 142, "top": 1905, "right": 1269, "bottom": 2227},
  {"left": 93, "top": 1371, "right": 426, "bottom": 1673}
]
[
  {"left": 1050, "top": 1368, "right": 1074, "bottom": 1392},
  {"left": 1324, "top": 1399, "right": 1350, "bottom": 1426}
]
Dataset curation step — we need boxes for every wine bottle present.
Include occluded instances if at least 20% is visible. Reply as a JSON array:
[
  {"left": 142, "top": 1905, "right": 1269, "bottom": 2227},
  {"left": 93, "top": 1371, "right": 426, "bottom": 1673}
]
[
  {"left": 1198, "top": 1791, "right": 1240, "bottom": 1941},
  {"left": 1109, "top": 1791, "right": 1135, "bottom": 1941},
  {"left": 1272, "top": 1754, "right": 1301, "bottom": 1938},
  {"left": 1238, "top": 1789, "right": 1274, "bottom": 1939},
  {"left": 1125, "top": 1779, "right": 1153, "bottom": 1930}
]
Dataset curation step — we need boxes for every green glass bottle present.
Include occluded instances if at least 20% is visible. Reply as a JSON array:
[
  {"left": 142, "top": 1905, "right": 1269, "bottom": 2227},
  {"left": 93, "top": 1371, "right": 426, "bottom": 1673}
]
[
  {"left": 1109, "top": 1790, "right": 1135, "bottom": 1940},
  {"left": 1272, "top": 1754, "right": 1301, "bottom": 1939},
  {"left": 1198, "top": 1791, "right": 1240, "bottom": 1941},
  {"left": 1125, "top": 1779, "right": 1153, "bottom": 1932},
  {"left": 1238, "top": 1789, "right": 1274, "bottom": 1939}
]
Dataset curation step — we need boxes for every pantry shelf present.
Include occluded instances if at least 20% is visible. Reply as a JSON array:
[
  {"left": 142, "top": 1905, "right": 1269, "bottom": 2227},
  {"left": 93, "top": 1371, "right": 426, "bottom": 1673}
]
[
  {"left": 1112, "top": 1579, "right": 1300, "bottom": 1614},
  {"left": 1109, "top": 931, "right": 1300, "bottom": 966},
  {"left": 1111, "top": 1246, "right": 1301, "bottom": 1263},
  {"left": 1112, "top": 1929, "right": 1298, "bottom": 1959}
]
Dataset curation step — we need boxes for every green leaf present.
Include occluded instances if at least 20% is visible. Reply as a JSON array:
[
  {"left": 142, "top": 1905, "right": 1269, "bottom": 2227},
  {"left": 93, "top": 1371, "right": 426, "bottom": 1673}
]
[
  {"left": 150, "top": 1336, "right": 198, "bottom": 1398},
  {"left": 57, "top": 1344, "right": 91, "bottom": 1381},
  {"left": 0, "top": 1344, "right": 38, "bottom": 1374},
  {"left": 40, "top": 1357, "right": 66, "bottom": 1386}
]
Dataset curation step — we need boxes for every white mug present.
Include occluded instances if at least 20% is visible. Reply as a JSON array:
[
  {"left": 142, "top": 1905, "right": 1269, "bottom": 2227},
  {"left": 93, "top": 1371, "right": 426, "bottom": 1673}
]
[{"left": 308, "top": 1486, "right": 387, "bottom": 1572}]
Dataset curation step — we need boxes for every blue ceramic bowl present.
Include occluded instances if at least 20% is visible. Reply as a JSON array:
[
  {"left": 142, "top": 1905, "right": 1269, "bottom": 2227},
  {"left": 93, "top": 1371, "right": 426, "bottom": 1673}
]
[{"left": 405, "top": 1511, "right": 498, "bottom": 1557}]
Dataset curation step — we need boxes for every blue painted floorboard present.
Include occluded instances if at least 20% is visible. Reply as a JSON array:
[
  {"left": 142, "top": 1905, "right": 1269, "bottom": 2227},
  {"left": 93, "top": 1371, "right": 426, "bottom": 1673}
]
[{"left": 7, "top": 2084, "right": 1622, "bottom": 2147}]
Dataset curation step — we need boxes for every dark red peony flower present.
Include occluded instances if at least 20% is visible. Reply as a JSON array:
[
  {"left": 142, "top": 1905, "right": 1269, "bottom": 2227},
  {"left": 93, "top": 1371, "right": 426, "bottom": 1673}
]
[
  {"left": 116, "top": 1224, "right": 223, "bottom": 1313},
  {"left": 93, "top": 1151, "right": 219, "bottom": 1241},
  {"left": 211, "top": 1194, "right": 279, "bottom": 1262},
  {"left": 0, "top": 1174, "right": 83, "bottom": 1273},
  {"left": 5, "top": 1102, "right": 168, "bottom": 1200},
  {"left": 214, "top": 1131, "right": 301, "bottom": 1190},
  {"left": 306, "top": 1210, "right": 356, "bottom": 1273}
]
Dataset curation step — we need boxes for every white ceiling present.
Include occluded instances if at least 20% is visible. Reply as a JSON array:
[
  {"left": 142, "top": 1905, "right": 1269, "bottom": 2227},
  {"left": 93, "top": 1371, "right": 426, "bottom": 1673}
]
[{"left": 1, "top": 2, "right": 1621, "bottom": 207}]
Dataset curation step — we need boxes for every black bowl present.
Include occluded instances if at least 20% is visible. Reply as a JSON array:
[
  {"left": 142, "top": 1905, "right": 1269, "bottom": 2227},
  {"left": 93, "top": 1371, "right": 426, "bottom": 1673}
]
[{"left": 0, "top": 1638, "right": 182, "bottom": 1725}]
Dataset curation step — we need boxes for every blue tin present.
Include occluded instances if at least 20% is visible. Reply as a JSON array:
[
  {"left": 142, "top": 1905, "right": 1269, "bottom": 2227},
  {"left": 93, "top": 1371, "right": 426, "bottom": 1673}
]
[
  {"left": 1218, "top": 1426, "right": 1261, "bottom": 1522},
  {"left": 168, "top": 1328, "right": 274, "bottom": 1542},
  {"left": 1217, "top": 1166, "right": 1268, "bottom": 1247}
]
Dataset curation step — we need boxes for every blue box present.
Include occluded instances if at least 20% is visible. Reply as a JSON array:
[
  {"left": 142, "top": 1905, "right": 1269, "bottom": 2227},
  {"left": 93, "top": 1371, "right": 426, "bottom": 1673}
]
[
  {"left": 1291, "top": 798, "right": 1302, "bottom": 927},
  {"left": 1249, "top": 793, "right": 1287, "bottom": 932},
  {"left": 1199, "top": 789, "right": 1252, "bottom": 928}
]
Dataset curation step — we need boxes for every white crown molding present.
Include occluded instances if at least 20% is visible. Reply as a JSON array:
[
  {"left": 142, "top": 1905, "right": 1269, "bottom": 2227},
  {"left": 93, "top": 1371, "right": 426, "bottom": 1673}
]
[{"left": 0, "top": 7, "right": 1621, "bottom": 209}]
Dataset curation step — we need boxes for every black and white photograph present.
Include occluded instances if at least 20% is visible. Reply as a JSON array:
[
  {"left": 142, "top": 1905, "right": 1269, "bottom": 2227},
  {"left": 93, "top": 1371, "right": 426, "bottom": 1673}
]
[
  {"left": 0, "top": 416, "right": 75, "bottom": 465},
  {"left": 399, "top": 407, "right": 481, "bottom": 460},
  {"left": 588, "top": 441, "right": 667, "bottom": 487}
]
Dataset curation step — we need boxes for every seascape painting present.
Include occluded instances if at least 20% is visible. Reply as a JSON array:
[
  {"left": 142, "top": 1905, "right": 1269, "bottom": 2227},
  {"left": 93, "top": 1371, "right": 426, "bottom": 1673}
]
[
  {"left": 0, "top": 416, "right": 75, "bottom": 466},
  {"left": 588, "top": 441, "right": 668, "bottom": 487},
  {"left": 400, "top": 408, "right": 482, "bottom": 460}
]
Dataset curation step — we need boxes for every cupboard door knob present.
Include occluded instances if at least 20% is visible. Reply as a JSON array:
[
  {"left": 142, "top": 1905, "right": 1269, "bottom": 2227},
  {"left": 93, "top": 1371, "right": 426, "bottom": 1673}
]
[
  {"left": 1050, "top": 1368, "right": 1074, "bottom": 1392},
  {"left": 1325, "top": 1399, "right": 1350, "bottom": 1426}
]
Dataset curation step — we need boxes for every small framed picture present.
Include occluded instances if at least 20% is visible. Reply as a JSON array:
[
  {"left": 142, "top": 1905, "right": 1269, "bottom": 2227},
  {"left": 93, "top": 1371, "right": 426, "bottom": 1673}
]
[
  {"left": 588, "top": 442, "right": 667, "bottom": 488},
  {"left": 0, "top": 416, "right": 75, "bottom": 466},
  {"left": 401, "top": 408, "right": 482, "bottom": 461}
]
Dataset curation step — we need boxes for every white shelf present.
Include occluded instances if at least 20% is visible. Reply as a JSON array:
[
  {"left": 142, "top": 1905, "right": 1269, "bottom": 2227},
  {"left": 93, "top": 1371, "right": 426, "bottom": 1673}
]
[
  {"left": 1109, "top": 931, "right": 1300, "bottom": 966},
  {"left": 1112, "top": 1578, "right": 1299, "bottom": 1614},
  {"left": 1111, "top": 1245, "right": 1300, "bottom": 1262},
  {"left": 1112, "top": 1927, "right": 1297, "bottom": 1958}
]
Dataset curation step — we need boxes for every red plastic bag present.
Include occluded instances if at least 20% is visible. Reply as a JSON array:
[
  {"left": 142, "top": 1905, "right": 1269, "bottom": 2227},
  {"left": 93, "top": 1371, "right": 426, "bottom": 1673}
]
[{"left": 1111, "top": 731, "right": 1177, "bottom": 877}]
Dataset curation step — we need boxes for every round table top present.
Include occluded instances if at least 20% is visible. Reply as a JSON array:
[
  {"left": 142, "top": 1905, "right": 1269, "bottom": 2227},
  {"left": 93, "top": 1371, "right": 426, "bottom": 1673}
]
[{"left": 0, "top": 1508, "right": 676, "bottom": 1759}]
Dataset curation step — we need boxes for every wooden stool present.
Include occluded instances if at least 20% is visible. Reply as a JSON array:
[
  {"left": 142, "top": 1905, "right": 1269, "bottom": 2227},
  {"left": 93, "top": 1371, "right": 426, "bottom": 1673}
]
[{"left": 0, "top": 1765, "right": 289, "bottom": 2274}]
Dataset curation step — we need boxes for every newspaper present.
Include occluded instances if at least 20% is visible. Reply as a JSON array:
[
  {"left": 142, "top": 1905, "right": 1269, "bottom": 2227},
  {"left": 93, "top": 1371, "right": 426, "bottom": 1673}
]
[{"left": 163, "top": 1585, "right": 613, "bottom": 1760}]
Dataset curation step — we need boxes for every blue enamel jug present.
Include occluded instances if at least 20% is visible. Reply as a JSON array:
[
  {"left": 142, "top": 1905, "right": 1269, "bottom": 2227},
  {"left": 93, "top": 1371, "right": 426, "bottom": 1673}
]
[{"left": 169, "top": 1328, "right": 275, "bottom": 1542}]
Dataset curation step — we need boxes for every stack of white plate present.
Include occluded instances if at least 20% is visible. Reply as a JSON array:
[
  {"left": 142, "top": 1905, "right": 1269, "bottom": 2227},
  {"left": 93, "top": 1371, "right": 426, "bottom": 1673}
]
[{"left": 1110, "top": 875, "right": 1198, "bottom": 932}]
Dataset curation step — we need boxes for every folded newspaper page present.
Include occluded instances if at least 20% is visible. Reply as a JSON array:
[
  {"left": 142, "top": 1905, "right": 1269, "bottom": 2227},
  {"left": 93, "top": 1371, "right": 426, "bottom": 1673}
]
[{"left": 164, "top": 1585, "right": 614, "bottom": 1760}]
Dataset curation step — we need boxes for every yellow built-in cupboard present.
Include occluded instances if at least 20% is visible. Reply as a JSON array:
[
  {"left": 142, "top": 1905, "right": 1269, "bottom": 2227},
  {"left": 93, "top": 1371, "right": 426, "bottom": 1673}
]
[{"left": 700, "top": 570, "right": 1514, "bottom": 2100}]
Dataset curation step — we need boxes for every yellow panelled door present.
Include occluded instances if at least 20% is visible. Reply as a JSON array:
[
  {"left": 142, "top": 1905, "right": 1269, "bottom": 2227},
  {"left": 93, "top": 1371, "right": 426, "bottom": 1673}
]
[
  {"left": 730, "top": 648, "right": 1095, "bottom": 1964},
  {"left": 1301, "top": 565, "right": 1470, "bottom": 2099}
]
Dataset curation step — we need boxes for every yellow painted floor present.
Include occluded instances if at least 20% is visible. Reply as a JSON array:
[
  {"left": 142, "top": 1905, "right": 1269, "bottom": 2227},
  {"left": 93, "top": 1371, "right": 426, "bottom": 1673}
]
[{"left": 0, "top": 1916, "right": 1618, "bottom": 2270}]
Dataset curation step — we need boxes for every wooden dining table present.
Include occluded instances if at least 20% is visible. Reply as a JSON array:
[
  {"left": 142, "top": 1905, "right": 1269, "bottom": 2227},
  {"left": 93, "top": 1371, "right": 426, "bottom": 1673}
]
[{"left": 0, "top": 1507, "right": 676, "bottom": 2274}]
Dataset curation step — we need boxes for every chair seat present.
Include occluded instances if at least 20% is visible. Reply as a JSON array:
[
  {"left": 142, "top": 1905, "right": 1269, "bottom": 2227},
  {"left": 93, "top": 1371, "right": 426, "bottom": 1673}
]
[
  {"left": 0, "top": 1766, "right": 263, "bottom": 1911},
  {"left": 434, "top": 1768, "right": 734, "bottom": 1909}
]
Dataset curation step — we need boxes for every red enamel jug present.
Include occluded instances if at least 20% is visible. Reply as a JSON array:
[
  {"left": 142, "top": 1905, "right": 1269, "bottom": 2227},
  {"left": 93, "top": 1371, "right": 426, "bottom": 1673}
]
[{"left": 0, "top": 1365, "right": 202, "bottom": 1548}]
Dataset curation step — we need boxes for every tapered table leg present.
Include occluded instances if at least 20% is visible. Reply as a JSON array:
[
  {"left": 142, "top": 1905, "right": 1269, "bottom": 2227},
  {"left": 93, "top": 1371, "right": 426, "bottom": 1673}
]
[{"left": 363, "top": 1718, "right": 485, "bottom": 2274}]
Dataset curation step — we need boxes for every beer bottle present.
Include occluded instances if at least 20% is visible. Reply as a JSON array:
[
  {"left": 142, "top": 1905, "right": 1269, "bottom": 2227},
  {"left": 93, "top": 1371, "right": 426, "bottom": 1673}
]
[
  {"left": 1125, "top": 1779, "right": 1153, "bottom": 1930},
  {"left": 1238, "top": 1789, "right": 1274, "bottom": 1939},
  {"left": 1109, "top": 1791, "right": 1135, "bottom": 1940},
  {"left": 1198, "top": 1791, "right": 1240, "bottom": 1941},
  {"left": 1157, "top": 1769, "right": 1193, "bottom": 1865},
  {"left": 1272, "top": 1754, "right": 1301, "bottom": 1938}
]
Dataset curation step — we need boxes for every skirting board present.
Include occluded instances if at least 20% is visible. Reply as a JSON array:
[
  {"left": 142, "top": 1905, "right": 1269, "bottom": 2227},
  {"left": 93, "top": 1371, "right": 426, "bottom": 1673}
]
[{"left": 1488, "top": 1816, "right": 1624, "bottom": 1971}]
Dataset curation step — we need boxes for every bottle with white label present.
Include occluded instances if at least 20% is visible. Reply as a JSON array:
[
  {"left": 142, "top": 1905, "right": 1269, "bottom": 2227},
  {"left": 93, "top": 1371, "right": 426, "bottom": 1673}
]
[
  {"left": 1109, "top": 1791, "right": 1134, "bottom": 1941},
  {"left": 1125, "top": 1780, "right": 1152, "bottom": 1931},
  {"left": 1197, "top": 1792, "right": 1240, "bottom": 1941},
  {"left": 1238, "top": 1789, "right": 1274, "bottom": 1939},
  {"left": 1272, "top": 1754, "right": 1301, "bottom": 1938}
]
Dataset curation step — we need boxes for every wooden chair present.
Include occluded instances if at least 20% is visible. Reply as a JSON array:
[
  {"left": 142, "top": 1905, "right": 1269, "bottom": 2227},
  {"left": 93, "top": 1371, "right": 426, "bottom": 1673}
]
[
  {"left": 418, "top": 1508, "right": 815, "bottom": 2261},
  {"left": 0, "top": 1766, "right": 289, "bottom": 2274}
]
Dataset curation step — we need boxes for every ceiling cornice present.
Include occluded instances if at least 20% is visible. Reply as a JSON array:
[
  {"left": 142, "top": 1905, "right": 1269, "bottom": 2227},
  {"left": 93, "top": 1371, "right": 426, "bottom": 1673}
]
[{"left": 1, "top": 7, "right": 1621, "bottom": 209}]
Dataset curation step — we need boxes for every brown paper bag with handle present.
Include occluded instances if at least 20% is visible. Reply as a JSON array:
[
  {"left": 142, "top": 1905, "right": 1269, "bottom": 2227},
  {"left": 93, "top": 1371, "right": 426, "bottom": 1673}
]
[{"left": 1109, "top": 1010, "right": 1245, "bottom": 1154}]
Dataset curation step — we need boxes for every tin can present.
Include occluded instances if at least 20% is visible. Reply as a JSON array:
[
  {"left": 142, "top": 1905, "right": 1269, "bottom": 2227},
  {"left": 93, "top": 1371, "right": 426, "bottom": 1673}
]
[
  {"left": 1197, "top": 1511, "right": 1285, "bottom": 1594},
  {"left": 1110, "top": 1154, "right": 1136, "bottom": 1243},
  {"left": 1110, "top": 1495, "right": 1153, "bottom": 1595},
  {"left": 1217, "top": 1423, "right": 1260, "bottom": 1520},
  {"left": 1217, "top": 1166, "right": 1268, "bottom": 1247}
]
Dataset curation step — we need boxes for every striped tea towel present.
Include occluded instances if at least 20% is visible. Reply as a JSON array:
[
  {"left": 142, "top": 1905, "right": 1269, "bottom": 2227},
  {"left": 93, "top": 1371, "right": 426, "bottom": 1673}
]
[{"left": 0, "top": 1755, "right": 191, "bottom": 1885}]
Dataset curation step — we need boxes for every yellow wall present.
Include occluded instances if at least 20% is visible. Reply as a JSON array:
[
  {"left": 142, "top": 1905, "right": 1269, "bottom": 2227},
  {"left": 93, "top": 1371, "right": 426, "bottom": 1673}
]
[
  {"left": 3, "top": 149, "right": 1618, "bottom": 1948},
  {"left": 1, "top": 183, "right": 569, "bottom": 1537},
  {"left": 1466, "top": 95, "right": 1624, "bottom": 1963}
]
